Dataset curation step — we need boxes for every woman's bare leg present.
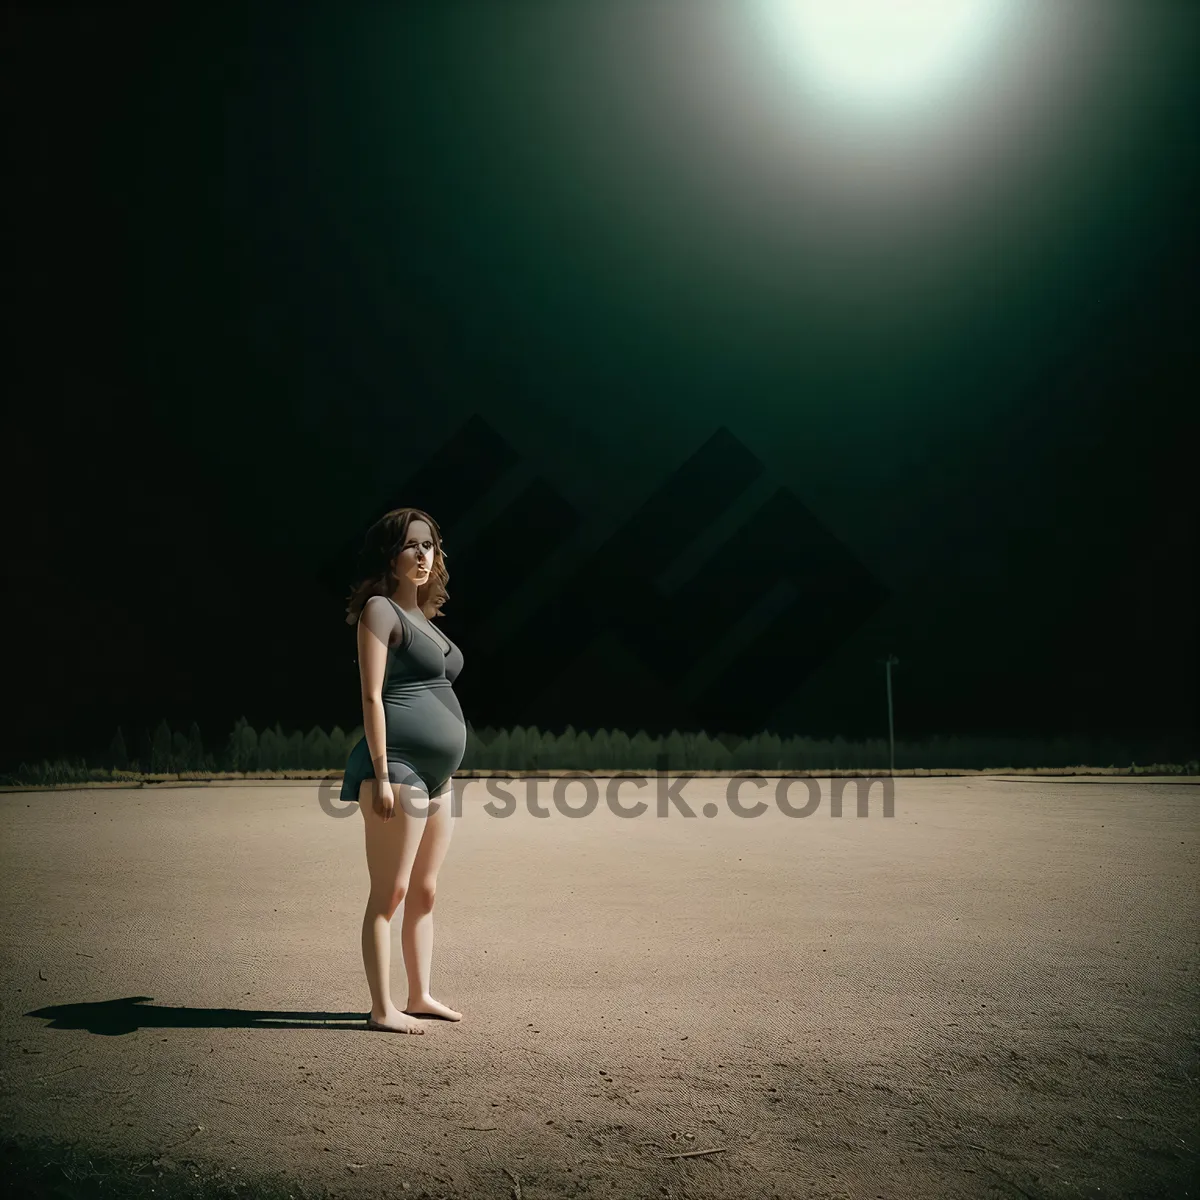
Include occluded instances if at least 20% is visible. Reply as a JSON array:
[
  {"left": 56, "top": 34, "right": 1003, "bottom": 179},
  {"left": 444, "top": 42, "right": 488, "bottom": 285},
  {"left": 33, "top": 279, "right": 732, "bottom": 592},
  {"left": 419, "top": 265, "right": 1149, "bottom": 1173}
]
[
  {"left": 402, "top": 777, "right": 462, "bottom": 1020},
  {"left": 359, "top": 778, "right": 428, "bottom": 1034}
]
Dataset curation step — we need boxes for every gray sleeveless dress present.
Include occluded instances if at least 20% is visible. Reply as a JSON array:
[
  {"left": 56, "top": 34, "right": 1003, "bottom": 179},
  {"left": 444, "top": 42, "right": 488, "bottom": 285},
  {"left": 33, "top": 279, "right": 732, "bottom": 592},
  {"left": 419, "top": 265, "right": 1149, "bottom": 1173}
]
[{"left": 342, "top": 598, "right": 466, "bottom": 800}]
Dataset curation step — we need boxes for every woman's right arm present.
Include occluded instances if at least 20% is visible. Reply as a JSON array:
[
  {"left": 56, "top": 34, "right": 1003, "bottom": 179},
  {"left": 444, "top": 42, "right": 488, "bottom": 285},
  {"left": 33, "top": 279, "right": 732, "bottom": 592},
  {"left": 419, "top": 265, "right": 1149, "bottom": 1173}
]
[{"left": 357, "top": 596, "right": 395, "bottom": 784}]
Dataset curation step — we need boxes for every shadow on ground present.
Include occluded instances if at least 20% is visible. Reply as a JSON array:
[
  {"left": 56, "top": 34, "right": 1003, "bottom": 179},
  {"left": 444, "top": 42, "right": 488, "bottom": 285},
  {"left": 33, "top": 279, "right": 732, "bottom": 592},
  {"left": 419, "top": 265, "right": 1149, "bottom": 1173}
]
[{"left": 26, "top": 998, "right": 368, "bottom": 1037}]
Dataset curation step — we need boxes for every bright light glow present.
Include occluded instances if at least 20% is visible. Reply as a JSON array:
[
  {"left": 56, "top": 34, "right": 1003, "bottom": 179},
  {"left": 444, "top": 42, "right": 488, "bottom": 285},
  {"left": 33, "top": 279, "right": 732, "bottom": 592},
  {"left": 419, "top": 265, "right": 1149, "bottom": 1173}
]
[{"left": 757, "top": 0, "right": 1010, "bottom": 111}]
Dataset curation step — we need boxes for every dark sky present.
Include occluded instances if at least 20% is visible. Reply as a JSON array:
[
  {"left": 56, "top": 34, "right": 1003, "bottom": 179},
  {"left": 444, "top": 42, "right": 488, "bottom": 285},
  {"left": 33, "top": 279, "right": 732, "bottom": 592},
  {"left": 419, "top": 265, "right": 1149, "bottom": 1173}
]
[{"left": 4, "top": 2, "right": 1198, "bottom": 771}]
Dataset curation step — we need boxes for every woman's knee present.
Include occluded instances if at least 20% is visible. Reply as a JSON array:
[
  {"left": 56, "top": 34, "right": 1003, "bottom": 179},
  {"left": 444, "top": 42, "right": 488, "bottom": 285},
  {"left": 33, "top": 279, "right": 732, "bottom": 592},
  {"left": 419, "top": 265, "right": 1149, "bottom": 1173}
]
[
  {"left": 407, "top": 879, "right": 436, "bottom": 913},
  {"left": 368, "top": 881, "right": 408, "bottom": 920}
]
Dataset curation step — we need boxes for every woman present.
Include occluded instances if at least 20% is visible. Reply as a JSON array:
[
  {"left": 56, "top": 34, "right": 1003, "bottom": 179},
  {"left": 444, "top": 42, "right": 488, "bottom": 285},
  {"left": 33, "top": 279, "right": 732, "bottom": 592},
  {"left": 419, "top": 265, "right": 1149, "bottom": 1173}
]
[{"left": 341, "top": 507, "right": 467, "bottom": 1034}]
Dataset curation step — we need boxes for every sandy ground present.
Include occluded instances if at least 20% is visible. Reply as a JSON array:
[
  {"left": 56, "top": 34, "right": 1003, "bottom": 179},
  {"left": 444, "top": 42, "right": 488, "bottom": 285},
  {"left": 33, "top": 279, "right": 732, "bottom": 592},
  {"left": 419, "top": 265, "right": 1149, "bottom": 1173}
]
[{"left": 1, "top": 775, "right": 1196, "bottom": 1200}]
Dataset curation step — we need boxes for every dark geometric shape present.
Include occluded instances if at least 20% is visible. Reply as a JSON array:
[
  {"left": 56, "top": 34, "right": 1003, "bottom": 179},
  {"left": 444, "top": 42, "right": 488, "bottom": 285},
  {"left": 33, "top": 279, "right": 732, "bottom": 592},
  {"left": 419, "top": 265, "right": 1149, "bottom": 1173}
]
[
  {"left": 662, "top": 486, "right": 891, "bottom": 732},
  {"left": 435, "top": 475, "right": 584, "bottom": 635},
  {"left": 317, "top": 412, "right": 519, "bottom": 599},
  {"left": 474, "top": 426, "right": 766, "bottom": 714},
  {"left": 367, "top": 410, "right": 520, "bottom": 531},
  {"left": 632, "top": 485, "right": 888, "bottom": 686},
  {"left": 327, "top": 417, "right": 888, "bottom": 738},
  {"left": 526, "top": 631, "right": 700, "bottom": 735}
]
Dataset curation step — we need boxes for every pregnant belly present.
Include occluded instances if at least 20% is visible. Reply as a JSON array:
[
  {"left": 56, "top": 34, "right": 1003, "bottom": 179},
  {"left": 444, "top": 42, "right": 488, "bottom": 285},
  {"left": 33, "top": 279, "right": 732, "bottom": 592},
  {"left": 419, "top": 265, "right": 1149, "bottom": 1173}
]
[{"left": 383, "top": 682, "right": 466, "bottom": 760}]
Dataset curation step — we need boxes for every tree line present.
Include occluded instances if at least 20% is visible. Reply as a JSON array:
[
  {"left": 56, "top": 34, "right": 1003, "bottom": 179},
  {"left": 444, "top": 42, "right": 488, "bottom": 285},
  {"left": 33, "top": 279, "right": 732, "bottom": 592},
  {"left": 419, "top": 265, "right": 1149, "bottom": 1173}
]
[{"left": 2, "top": 719, "right": 1196, "bottom": 786}]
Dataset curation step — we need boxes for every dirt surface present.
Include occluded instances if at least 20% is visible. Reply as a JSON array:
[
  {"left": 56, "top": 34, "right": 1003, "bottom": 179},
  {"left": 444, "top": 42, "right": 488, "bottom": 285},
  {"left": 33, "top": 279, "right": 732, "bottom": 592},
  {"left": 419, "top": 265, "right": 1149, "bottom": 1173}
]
[{"left": 1, "top": 775, "right": 1196, "bottom": 1199}]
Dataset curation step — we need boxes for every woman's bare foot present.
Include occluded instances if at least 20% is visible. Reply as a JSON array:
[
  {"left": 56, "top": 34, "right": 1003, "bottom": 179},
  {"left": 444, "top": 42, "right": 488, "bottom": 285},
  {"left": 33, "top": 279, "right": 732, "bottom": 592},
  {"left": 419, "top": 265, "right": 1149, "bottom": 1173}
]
[
  {"left": 404, "top": 993, "right": 462, "bottom": 1021},
  {"left": 366, "top": 1005, "right": 425, "bottom": 1035}
]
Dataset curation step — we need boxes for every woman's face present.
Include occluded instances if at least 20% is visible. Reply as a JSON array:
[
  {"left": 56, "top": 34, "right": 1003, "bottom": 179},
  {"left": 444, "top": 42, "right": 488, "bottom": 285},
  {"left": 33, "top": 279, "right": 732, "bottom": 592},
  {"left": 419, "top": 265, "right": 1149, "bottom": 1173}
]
[{"left": 392, "top": 519, "right": 435, "bottom": 583}]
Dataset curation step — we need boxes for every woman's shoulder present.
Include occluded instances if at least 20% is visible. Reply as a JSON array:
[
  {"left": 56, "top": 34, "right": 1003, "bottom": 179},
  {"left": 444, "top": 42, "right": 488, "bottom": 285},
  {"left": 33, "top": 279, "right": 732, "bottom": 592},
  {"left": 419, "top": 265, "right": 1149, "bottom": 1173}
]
[{"left": 358, "top": 595, "right": 406, "bottom": 650}]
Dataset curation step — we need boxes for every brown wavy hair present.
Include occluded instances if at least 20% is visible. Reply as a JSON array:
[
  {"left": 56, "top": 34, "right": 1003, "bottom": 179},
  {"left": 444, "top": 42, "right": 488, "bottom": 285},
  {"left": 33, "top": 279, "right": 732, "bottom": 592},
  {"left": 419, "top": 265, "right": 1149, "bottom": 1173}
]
[{"left": 343, "top": 507, "right": 450, "bottom": 626}]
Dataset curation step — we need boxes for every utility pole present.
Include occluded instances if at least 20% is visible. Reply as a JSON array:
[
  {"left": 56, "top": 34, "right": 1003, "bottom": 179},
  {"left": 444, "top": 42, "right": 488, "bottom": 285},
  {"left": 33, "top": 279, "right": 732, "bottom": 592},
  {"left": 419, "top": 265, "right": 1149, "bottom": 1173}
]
[{"left": 878, "top": 654, "right": 900, "bottom": 773}]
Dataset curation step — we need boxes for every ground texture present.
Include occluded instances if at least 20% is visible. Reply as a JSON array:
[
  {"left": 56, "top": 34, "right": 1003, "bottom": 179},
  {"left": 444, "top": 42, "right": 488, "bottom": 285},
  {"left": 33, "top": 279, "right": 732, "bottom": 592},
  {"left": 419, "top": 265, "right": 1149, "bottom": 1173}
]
[{"left": 1, "top": 775, "right": 1196, "bottom": 1199}]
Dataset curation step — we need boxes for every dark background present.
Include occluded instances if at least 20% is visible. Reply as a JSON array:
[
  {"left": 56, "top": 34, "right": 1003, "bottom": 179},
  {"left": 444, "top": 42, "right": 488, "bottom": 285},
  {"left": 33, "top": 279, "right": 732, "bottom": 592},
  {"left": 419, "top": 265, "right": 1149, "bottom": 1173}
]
[{"left": 4, "top": 2, "right": 1197, "bottom": 772}]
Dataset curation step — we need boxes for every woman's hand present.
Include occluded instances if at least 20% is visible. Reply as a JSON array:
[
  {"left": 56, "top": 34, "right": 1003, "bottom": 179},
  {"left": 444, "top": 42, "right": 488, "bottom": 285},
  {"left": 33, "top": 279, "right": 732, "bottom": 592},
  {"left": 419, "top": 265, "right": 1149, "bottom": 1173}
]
[{"left": 373, "top": 779, "right": 396, "bottom": 820}]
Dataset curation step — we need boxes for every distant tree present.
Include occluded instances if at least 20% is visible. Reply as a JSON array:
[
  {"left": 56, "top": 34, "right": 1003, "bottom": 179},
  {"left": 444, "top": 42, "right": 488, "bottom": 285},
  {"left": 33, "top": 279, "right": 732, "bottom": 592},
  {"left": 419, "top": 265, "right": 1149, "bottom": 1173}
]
[
  {"left": 137, "top": 727, "right": 155, "bottom": 773},
  {"left": 151, "top": 720, "right": 173, "bottom": 774},
  {"left": 328, "top": 725, "right": 347, "bottom": 769},
  {"left": 303, "top": 725, "right": 331, "bottom": 770},
  {"left": 691, "top": 731, "right": 716, "bottom": 770},
  {"left": 224, "top": 716, "right": 257, "bottom": 772},
  {"left": 556, "top": 725, "right": 578, "bottom": 769},
  {"left": 108, "top": 727, "right": 128, "bottom": 771},
  {"left": 186, "top": 722, "right": 205, "bottom": 772},
  {"left": 489, "top": 729, "right": 510, "bottom": 770},
  {"left": 257, "top": 726, "right": 278, "bottom": 772},
  {"left": 173, "top": 730, "right": 189, "bottom": 771},
  {"left": 630, "top": 730, "right": 654, "bottom": 769},
  {"left": 575, "top": 730, "right": 592, "bottom": 770},
  {"left": 287, "top": 729, "right": 304, "bottom": 771},
  {"left": 664, "top": 729, "right": 686, "bottom": 770}
]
